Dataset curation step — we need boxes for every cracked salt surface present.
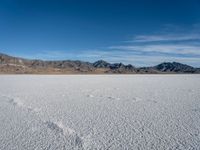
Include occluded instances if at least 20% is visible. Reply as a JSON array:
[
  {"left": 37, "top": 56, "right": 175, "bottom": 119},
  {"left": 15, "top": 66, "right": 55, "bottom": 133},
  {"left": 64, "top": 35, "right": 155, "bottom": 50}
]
[{"left": 0, "top": 75, "right": 200, "bottom": 149}]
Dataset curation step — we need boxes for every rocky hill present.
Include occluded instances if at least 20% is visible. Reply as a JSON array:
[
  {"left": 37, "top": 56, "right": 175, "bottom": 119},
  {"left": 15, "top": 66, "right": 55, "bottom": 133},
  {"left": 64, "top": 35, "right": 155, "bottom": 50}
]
[
  {"left": 0, "top": 53, "right": 199, "bottom": 74},
  {"left": 154, "top": 62, "right": 197, "bottom": 73}
]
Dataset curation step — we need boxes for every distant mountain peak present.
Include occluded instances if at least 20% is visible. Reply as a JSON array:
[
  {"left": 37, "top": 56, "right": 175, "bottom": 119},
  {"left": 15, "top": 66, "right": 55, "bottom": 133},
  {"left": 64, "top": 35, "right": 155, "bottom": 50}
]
[
  {"left": 155, "top": 62, "right": 195, "bottom": 73},
  {"left": 93, "top": 60, "right": 110, "bottom": 68}
]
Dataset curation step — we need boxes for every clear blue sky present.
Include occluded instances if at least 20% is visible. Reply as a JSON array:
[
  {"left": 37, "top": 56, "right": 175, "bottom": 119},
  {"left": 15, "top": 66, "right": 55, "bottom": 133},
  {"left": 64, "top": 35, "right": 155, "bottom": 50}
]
[{"left": 0, "top": 0, "right": 200, "bottom": 66}]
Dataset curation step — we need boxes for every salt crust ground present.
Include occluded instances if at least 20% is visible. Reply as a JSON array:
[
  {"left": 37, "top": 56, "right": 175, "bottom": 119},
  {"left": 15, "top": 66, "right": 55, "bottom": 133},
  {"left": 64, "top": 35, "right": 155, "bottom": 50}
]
[{"left": 0, "top": 75, "right": 200, "bottom": 150}]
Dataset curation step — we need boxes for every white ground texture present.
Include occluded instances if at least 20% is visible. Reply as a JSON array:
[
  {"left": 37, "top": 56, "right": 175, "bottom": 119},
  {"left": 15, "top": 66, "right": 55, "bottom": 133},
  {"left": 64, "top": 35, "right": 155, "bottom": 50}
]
[{"left": 0, "top": 75, "right": 200, "bottom": 150}]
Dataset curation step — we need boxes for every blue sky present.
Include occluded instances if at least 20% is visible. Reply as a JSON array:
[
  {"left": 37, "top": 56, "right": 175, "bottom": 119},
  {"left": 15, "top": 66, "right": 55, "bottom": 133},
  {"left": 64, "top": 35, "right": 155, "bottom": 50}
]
[{"left": 0, "top": 0, "right": 200, "bottom": 67}]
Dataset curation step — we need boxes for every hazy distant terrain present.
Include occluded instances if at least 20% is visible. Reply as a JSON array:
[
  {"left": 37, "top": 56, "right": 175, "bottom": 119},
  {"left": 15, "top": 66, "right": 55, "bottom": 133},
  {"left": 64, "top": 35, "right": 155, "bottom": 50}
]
[
  {"left": 0, "top": 75, "right": 200, "bottom": 149},
  {"left": 0, "top": 53, "right": 199, "bottom": 74}
]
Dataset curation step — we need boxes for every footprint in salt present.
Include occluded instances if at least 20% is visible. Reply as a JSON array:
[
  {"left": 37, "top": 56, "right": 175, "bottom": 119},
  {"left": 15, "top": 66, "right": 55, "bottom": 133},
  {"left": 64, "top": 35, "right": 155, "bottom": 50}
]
[
  {"left": 87, "top": 94, "right": 94, "bottom": 98},
  {"left": 108, "top": 96, "right": 115, "bottom": 100},
  {"left": 9, "top": 97, "right": 24, "bottom": 107},
  {"left": 107, "top": 96, "right": 120, "bottom": 100},
  {"left": 132, "top": 97, "right": 142, "bottom": 102},
  {"left": 45, "top": 121, "right": 75, "bottom": 136},
  {"left": 7, "top": 96, "right": 41, "bottom": 113},
  {"left": 45, "top": 121, "right": 84, "bottom": 148}
]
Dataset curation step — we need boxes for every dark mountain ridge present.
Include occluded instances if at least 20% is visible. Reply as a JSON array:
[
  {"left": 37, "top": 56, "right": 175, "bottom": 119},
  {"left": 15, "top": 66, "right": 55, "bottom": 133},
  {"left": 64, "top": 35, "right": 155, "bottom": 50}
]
[{"left": 0, "top": 53, "right": 199, "bottom": 74}]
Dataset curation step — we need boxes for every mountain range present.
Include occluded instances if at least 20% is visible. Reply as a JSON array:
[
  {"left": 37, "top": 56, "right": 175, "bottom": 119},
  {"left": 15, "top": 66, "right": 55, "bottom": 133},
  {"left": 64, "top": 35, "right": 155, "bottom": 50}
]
[{"left": 0, "top": 53, "right": 199, "bottom": 74}]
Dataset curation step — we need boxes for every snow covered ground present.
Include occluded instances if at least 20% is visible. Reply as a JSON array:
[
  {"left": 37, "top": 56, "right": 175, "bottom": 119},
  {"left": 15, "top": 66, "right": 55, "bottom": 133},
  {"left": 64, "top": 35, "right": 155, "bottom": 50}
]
[{"left": 0, "top": 75, "right": 200, "bottom": 150}]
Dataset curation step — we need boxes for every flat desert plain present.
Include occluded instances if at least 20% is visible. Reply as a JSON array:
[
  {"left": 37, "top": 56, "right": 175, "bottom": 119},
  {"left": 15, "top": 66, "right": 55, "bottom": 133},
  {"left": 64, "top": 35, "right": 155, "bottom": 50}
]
[{"left": 0, "top": 75, "right": 200, "bottom": 150}]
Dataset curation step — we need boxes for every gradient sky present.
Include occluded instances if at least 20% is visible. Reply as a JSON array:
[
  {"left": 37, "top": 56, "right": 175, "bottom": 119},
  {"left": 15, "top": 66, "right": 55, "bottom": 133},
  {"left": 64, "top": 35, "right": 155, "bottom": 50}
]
[{"left": 0, "top": 0, "right": 200, "bottom": 66}]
